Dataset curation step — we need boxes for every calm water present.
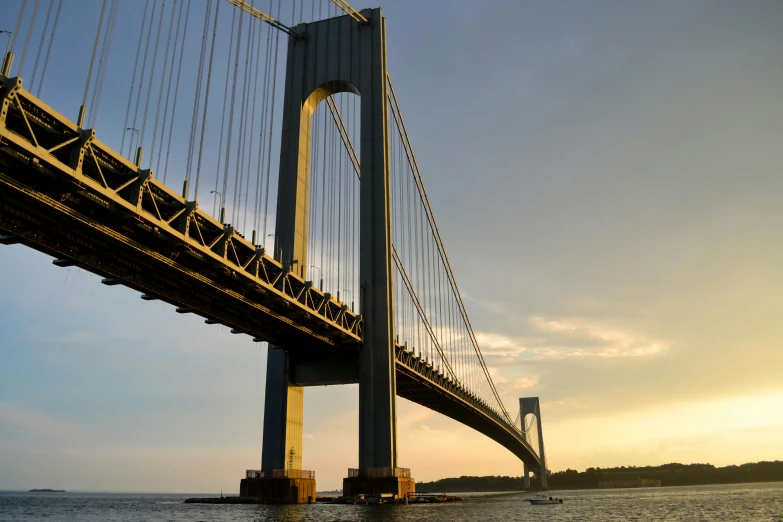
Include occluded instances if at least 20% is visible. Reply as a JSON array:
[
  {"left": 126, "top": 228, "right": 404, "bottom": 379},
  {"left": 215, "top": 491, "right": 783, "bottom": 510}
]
[{"left": 1, "top": 482, "right": 782, "bottom": 521}]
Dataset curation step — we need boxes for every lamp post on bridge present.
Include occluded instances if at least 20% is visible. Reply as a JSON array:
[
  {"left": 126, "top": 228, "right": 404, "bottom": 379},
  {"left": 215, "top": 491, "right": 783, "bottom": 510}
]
[
  {"left": 342, "top": 289, "right": 353, "bottom": 312},
  {"left": 0, "top": 30, "right": 12, "bottom": 76},
  {"left": 310, "top": 265, "right": 322, "bottom": 290},
  {"left": 0, "top": 30, "right": 11, "bottom": 55},
  {"left": 267, "top": 233, "right": 281, "bottom": 262},
  {"left": 125, "top": 127, "right": 139, "bottom": 163},
  {"left": 210, "top": 190, "right": 225, "bottom": 223}
]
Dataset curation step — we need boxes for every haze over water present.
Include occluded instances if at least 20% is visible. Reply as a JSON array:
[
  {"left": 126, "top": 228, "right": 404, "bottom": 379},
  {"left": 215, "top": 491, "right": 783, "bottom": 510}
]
[{"left": 2, "top": 483, "right": 783, "bottom": 522}]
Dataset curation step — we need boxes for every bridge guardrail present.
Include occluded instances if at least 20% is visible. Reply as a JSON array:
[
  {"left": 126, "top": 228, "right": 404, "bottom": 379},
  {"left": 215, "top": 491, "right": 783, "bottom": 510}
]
[
  {"left": 246, "top": 469, "right": 315, "bottom": 479},
  {"left": 347, "top": 467, "right": 410, "bottom": 478}
]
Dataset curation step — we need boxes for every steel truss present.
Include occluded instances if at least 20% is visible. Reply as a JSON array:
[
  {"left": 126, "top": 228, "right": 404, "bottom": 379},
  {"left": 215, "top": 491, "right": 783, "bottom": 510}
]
[{"left": 0, "top": 74, "right": 362, "bottom": 349}]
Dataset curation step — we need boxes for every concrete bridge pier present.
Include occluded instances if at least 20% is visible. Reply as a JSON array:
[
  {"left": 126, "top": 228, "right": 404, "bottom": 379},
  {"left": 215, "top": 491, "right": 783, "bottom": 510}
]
[{"left": 239, "top": 346, "right": 314, "bottom": 504}]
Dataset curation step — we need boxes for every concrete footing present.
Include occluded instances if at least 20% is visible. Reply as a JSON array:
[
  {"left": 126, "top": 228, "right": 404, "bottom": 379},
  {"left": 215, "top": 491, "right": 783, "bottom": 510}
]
[
  {"left": 239, "top": 477, "right": 316, "bottom": 504},
  {"left": 343, "top": 476, "right": 416, "bottom": 499}
]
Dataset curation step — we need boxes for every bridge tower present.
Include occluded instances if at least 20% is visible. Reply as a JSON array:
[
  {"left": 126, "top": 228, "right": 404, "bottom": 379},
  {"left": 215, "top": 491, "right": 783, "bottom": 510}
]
[
  {"left": 247, "top": 8, "right": 410, "bottom": 501},
  {"left": 520, "top": 397, "right": 548, "bottom": 489}
]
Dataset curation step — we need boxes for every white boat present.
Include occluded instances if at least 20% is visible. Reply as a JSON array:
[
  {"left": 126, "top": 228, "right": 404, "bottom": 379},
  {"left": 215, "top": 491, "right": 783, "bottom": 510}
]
[{"left": 527, "top": 493, "right": 563, "bottom": 505}]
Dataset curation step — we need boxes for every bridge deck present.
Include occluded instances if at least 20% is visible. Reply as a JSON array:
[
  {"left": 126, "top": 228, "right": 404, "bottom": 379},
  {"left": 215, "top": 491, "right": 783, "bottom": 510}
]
[
  {"left": 394, "top": 346, "right": 540, "bottom": 467},
  {"left": 0, "top": 73, "right": 539, "bottom": 468},
  {"left": 0, "top": 74, "right": 361, "bottom": 350}
]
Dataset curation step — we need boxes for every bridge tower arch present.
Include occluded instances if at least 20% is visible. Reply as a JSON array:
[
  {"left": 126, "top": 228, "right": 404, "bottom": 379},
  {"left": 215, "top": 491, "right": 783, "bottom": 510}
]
[
  {"left": 520, "top": 397, "right": 548, "bottom": 489},
  {"left": 262, "top": 7, "right": 399, "bottom": 486}
]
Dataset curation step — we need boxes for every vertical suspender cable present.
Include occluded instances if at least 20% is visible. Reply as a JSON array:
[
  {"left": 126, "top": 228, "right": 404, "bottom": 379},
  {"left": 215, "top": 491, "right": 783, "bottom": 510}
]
[
  {"left": 234, "top": 8, "right": 255, "bottom": 227},
  {"left": 194, "top": 0, "right": 220, "bottom": 201},
  {"left": 337, "top": 99, "right": 343, "bottom": 297},
  {"left": 261, "top": 0, "right": 281, "bottom": 239},
  {"left": 139, "top": 0, "right": 167, "bottom": 155},
  {"left": 17, "top": 0, "right": 40, "bottom": 76},
  {"left": 10, "top": 1, "right": 27, "bottom": 54},
  {"left": 214, "top": 7, "right": 237, "bottom": 215},
  {"left": 232, "top": 22, "right": 250, "bottom": 225},
  {"left": 34, "top": 0, "right": 61, "bottom": 96},
  {"left": 319, "top": 82, "right": 327, "bottom": 280},
  {"left": 222, "top": 2, "right": 244, "bottom": 224},
  {"left": 308, "top": 97, "right": 319, "bottom": 271},
  {"left": 149, "top": 0, "right": 177, "bottom": 170},
  {"left": 81, "top": 0, "right": 107, "bottom": 108},
  {"left": 185, "top": 0, "right": 212, "bottom": 195},
  {"left": 252, "top": 11, "right": 273, "bottom": 234},
  {"left": 29, "top": 0, "right": 54, "bottom": 89},
  {"left": 163, "top": 0, "right": 191, "bottom": 182},
  {"left": 351, "top": 97, "right": 356, "bottom": 305},
  {"left": 246, "top": 13, "right": 262, "bottom": 236},
  {"left": 242, "top": 10, "right": 261, "bottom": 233},
  {"left": 245, "top": 9, "right": 265, "bottom": 232},
  {"left": 330, "top": 106, "right": 337, "bottom": 287},
  {"left": 325, "top": 108, "right": 333, "bottom": 286},
  {"left": 89, "top": 0, "right": 119, "bottom": 128},
  {"left": 130, "top": 0, "right": 157, "bottom": 151},
  {"left": 120, "top": 0, "right": 149, "bottom": 155},
  {"left": 155, "top": 0, "right": 184, "bottom": 174}
]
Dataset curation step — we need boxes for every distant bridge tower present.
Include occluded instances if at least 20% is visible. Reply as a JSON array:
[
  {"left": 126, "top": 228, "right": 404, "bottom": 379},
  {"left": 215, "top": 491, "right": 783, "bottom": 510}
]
[
  {"left": 520, "top": 397, "right": 548, "bottom": 489},
  {"left": 257, "top": 7, "right": 407, "bottom": 499}
]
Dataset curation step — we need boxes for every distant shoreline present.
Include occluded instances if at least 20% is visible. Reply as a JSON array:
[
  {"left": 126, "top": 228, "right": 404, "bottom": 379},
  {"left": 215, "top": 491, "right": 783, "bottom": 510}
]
[
  {"left": 418, "top": 461, "right": 783, "bottom": 493},
  {"left": 419, "top": 480, "right": 783, "bottom": 494},
  {"left": 28, "top": 489, "right": 66, "bottom": 493}
]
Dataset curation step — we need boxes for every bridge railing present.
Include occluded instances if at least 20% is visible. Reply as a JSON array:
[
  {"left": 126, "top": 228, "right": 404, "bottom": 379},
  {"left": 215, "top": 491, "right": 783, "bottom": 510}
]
[
  {"left": 245, "top": 469, "right": 315, "bottom": 480},
  {"left": 347, "top": 467, "right": 411, "bottom": 478}
]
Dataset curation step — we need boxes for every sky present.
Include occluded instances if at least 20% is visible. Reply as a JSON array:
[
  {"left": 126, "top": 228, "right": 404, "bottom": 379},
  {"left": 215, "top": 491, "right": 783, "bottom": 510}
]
[{"left": 1, "top": 0, "right": 782, "bottom": 493}]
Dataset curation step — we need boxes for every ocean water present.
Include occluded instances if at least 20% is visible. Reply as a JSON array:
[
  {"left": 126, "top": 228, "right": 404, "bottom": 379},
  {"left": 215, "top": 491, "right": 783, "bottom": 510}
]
[{"left": 1, "top": 482, "right": 782, "bottom": 521}]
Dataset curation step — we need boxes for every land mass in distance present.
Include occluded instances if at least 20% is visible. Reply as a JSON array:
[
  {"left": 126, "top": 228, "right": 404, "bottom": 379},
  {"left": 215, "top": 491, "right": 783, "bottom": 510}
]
[
  {"left": 418, "top": 461, "right": 783, "bottom": 492},
  {"left": 28, "top": 489, "right": 66, "bottom": 493}
]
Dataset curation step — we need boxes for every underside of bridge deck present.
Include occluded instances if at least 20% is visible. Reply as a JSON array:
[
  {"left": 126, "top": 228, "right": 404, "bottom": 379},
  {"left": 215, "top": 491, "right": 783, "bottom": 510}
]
[{"left": 0, "top": 73, "right": 362, "bottom": 352}]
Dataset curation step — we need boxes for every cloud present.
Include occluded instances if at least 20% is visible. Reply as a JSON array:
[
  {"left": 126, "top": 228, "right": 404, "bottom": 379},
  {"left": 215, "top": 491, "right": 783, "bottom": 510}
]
[
  {"left": 510, "top": 376, "right": 540, "bottom": 390},
  {"left": 528, "top": 316, "right": 670, "bottom": 359},
  {"left": 475, "top": 316, "right": 669, "bottom": 366},
  {"left": 0, "top": 402, "right": 95, "bottom": 445},
  {"left": 474, "top": 332, "right": 525, "bottom": 357}
]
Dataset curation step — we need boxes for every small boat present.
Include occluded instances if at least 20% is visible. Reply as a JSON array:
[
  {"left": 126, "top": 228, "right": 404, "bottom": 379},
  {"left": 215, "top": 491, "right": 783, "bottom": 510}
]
[{"left": 527, "top": 493, "right": 563, "bottom": 505}]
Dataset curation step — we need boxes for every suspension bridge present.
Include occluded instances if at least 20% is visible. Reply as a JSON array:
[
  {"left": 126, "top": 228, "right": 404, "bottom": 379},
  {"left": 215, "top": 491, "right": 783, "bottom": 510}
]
[{"left": 0, "top": 0, "right": 547, "bottom": 502}]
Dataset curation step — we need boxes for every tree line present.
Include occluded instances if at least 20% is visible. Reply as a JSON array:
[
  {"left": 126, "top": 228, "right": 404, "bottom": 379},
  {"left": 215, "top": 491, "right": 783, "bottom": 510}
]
[{"left": 417, "top": 461, "right": 783, "bottom": 492}]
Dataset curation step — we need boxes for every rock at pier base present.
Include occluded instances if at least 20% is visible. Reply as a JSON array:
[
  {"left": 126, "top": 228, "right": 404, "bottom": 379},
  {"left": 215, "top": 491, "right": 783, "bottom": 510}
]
[
  {"left": 239, "top": 477, "right": 316, "bottom": 504},
  {"left": 342, "top": 476, "right": 416, "bottom": 499}
]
